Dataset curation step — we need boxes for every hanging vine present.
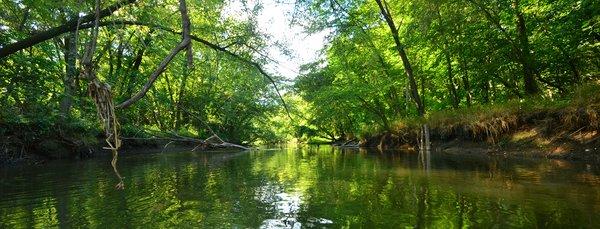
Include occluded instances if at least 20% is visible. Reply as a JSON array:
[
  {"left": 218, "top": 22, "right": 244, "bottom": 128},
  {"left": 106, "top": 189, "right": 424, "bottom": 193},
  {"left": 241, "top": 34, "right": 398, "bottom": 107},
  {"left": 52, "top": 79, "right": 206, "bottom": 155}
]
[
  {"left": 80, "top": 0, "right": 125, "bottom": 189},
  {"left": 88, "top": 81, "right": 124, "bottom": 189},
  {"left": 76, "top": 0, "right": 194, "bottom": 189}
]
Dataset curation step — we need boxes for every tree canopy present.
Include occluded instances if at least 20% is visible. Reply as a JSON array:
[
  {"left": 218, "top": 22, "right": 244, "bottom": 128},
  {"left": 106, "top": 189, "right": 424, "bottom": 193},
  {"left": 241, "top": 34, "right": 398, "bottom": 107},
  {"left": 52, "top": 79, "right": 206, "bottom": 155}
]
[
  {"left": 293, "top": 0, "right": 599, "bottom": 140},
  {"left": 0, "top": 0, "right": 292, "bottom": 145},
  {"left": 0, "top": 0, "right": 598, "bottom": 146}
]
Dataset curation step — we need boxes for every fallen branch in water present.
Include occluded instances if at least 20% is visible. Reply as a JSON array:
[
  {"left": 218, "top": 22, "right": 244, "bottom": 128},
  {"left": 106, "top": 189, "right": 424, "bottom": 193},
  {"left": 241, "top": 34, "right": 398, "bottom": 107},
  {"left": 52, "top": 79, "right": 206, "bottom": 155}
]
[
  {"left": 121, "top": 136, "right": 201, "bottom": 142},
  {"left": 177, "top": 108, "right": 251, "bottom": 151},
  {"left": 121, "top": 134, "right": 251, "bottom": 151},
  {"left": 203, "top": 134, "right": 251, "bottom": 151}
]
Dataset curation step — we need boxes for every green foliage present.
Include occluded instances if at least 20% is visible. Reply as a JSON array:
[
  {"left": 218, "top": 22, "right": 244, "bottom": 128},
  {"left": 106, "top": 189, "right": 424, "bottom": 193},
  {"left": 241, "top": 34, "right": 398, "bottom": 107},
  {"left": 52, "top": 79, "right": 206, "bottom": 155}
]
[
  {"left": 0, "top": 0, "right": 290, "bottom": 152},
  {"left": 376, "top": 83, "right": 600, "bottom": 143},
  {"left": 0, "top": 0, "right": 599, "bottom": 153},
  {"left": 294, "top": 0, "right": 600, "bottom": 141}
]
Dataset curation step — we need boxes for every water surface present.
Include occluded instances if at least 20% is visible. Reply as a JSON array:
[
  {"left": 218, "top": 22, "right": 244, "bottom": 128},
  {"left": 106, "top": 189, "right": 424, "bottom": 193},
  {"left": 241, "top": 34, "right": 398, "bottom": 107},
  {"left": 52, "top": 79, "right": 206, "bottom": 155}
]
[{"left": 1, "top": 146, "right": 600, "bottom": 228}]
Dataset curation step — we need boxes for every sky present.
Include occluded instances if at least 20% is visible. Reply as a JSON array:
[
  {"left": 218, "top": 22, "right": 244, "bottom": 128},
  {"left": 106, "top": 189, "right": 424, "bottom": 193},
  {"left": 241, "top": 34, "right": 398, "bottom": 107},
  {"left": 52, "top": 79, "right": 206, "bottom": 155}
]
[{"left": 223, "top": 0, "right": 329, "bottom": 80}]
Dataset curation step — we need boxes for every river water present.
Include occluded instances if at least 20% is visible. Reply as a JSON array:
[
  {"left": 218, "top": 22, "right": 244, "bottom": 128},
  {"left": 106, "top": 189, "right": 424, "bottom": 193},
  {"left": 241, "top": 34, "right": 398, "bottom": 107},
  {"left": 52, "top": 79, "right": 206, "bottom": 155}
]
[{"left": 1, "top": 146, "right": 599, "bottom": 228}]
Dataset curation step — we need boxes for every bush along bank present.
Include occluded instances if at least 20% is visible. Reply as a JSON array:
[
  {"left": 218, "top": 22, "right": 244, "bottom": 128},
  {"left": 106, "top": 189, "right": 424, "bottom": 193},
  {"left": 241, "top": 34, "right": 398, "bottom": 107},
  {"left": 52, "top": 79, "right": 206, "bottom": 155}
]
[{"left": 360, "top": 85, "right": 600, "bottom": 162}]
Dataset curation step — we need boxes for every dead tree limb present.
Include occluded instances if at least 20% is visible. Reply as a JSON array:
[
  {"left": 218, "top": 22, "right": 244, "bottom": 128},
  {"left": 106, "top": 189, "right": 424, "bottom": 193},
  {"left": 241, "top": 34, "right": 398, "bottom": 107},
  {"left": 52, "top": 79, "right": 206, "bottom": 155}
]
[
  {"left": 80, "top": 0, "right": 125, "bottom": 190},
  {"left": 205, "top": 135, "right": 251, "bottom": 151},
  {"left": 121, "top": 134, "right": 250, "bottom": 151}
]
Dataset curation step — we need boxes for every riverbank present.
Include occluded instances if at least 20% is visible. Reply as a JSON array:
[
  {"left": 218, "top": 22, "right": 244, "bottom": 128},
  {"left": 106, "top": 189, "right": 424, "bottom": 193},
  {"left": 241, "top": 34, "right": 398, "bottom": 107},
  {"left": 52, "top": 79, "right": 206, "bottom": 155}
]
[
  {"left": 3, "top": 85, "right": 600, "bottom": 165},
  {"left": 0, "top": 135, "right": 188, "bottom": 166},
  {"left": 0, "top": 126, "right": 232, "bottom": 166},
  {"left": 360, "top": 85, "right": 600, "bottom": 162}
]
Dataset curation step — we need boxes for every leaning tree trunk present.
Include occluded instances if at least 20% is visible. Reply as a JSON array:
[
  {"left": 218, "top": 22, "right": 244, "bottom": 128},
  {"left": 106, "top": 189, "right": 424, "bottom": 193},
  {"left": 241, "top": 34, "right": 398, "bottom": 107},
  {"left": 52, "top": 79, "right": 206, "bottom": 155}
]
[
  {"left": 374, "top": 0, "right": 425, "bottom": 117},
  {"left": 59, "top": 31, "right": 78, "bottom": 120},
  {"left": 116, "top": 0, "right": 192, "bottom": 109},
  {"left": 467, "top": 0, "right": 540, "bottom": 96}
]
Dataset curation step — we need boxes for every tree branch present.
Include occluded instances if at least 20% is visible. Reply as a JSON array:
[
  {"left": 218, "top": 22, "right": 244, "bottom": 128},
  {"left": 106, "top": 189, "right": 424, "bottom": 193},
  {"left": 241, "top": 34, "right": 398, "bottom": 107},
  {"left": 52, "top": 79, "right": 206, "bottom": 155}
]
[
  {"left": 115, "top": 0, "right": 191, "bottom": 109},
  {"left": 0, "top": 0, "right": 137, "bottom": 59},
  {"left": 102, "top": 21, "right": 293, "bottom": 120},
  {"left": 1, "top": 10, "right": 293, "bottom": 120}
]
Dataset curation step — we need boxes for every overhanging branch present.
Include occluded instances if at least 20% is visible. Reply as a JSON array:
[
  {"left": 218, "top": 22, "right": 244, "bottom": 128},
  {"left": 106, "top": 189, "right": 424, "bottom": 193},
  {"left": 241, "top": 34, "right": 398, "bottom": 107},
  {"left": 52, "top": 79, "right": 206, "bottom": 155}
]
[
  {"left": 0, "top": 0, "right": 137, "bottom": 59},
  {"left": 97, "top": 21, "right": 293, "bottom": 120},
  {"left": 115, "top": 0, "right": 192, "bottom": 109},
  {"left": 0, "top": 15, "right": 293, "bottom": 120}
]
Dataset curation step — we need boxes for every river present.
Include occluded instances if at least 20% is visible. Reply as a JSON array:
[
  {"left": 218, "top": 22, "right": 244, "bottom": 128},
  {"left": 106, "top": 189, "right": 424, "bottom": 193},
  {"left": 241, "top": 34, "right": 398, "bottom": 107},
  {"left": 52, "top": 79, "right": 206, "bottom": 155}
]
[{"left": 1, "top": 146, "right": 599, "bottom": 228}]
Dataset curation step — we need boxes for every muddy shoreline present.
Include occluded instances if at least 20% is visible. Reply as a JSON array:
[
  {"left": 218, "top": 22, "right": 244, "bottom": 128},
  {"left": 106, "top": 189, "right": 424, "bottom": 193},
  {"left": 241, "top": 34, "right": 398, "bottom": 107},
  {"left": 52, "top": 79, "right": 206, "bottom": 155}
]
[
  {"left": 357, "top": 128, "right": 600, "bottom": 163},
  {"left": 3, "top": 123, "right": 600, "bottom": 167}
]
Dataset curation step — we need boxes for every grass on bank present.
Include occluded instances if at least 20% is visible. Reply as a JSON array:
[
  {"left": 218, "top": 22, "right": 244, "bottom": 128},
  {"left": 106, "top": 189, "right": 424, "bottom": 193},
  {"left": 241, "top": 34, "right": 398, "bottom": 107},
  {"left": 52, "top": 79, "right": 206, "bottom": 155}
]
[{"left": 360, "top": 84, "right": 600, "bottom": 145}]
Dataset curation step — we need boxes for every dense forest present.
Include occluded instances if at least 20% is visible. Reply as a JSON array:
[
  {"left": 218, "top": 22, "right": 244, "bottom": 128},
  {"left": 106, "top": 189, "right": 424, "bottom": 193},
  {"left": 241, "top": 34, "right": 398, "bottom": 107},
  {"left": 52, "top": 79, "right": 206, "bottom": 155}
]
[
  {"left": 1, "top": 0, "right": 599, "bottom": 162},
  {"left": 294, "top": 0, "right": 600, "bottom": 142},
  {"left": 1, "top": 0, "right": 292, "bottom": 160}
]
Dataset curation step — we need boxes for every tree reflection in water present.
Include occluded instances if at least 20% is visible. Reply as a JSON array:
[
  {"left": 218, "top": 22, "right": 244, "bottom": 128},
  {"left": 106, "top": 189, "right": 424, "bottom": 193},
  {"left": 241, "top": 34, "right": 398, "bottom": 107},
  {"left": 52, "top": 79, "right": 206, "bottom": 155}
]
[{"left": 1, "top": 147, "right": 600, "bottom": 227}]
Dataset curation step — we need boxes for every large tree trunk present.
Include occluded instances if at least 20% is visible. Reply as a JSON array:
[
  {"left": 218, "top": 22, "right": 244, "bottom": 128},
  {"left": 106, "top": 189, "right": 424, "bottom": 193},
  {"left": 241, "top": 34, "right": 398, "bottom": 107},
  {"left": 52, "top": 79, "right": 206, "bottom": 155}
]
[
  {"left": 468, "top": 0, "right": 540, "bottom": 96},
  {"left": 374, "top": 0, "right": 425, "bottom": 116},
  {"left": 59, "top": 31, "right": 78, "bottom": 119},
  {"left": 514, "top": 0, "right": 540, "bottom": 95}
]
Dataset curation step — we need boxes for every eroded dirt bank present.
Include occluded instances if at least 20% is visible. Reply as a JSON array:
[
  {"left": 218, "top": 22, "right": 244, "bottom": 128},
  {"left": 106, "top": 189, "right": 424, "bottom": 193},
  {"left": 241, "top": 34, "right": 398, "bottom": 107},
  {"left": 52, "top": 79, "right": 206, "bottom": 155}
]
[{"left": 360, "top": 108, "right": 600, "bottom": 162}]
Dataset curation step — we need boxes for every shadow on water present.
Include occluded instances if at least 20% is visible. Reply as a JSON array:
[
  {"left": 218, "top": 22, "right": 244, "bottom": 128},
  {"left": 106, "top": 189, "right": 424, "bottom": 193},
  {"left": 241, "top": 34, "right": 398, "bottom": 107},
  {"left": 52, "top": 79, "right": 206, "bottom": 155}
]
[{"left": 1, "top": 146, "right": 600, "bottom": 228}]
